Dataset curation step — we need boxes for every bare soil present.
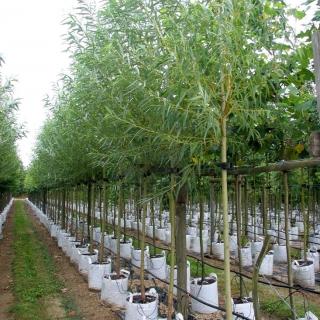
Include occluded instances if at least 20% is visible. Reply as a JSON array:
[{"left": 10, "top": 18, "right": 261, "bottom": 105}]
[{"left": 0, "top": 202, "right": 15, "bottom": 320}]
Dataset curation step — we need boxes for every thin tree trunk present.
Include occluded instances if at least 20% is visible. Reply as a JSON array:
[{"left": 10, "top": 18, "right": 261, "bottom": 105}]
[
  {"left": 262, "top": 187, "right": 267, "bottom": 236},
  {"left": 100, "top": 170, "right": 107, "bottom": 264},
  {"left": 137, "top": 183, "right": 141, "bottom": 246},
  {"left": 151, "top": 197, "right": 156, "bottom": 255},
  {"left": 199, "top": 179, "right": 205, "bottom": 281},
  {"left": 90, "top": 178, "right": 95, "bottom": 255},
  {"left": 116, "top": 182, "right": 122, "bottom": 278},
  {"left": 283, "top": 171, "right": 295, "bottom": 319},
  {"left": 210, "top": 181, "right": 216, "bottom": 254},
  {"left": 176, "top": 182, "right": 187, "bottom": 319},
  {"left": 221, "top": 82, "right": 232, "bottom": 320},
  {"left": 236, "top": 175, "right": 244, "bottom": 299},
  {"left": 61, "top": 188, "right": 66, "bottom": 230},
  {"left": 140, "top": 174, "right": 148, "bottom": 301},
  {"left": 70, "top": 188, "right": 74, "bottom": 235},
  {"left": 167, "top": 162, "right": 176, "bottom": 320},
  {"left": 87, "top": 183, "right": 92, "bottom": 242},
  {"left": 75, "top": 186, "right": 79, "bottom": 241},
  {"left": 252, "top": 235, "right": 271, "bottom": 320}
]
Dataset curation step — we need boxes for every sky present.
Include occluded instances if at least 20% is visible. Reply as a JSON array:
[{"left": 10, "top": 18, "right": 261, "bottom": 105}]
[
  {"left": 0, "top": 0, "right": 316, "bottom": 168},
  {"left": 0, "top": 0, "right": 78, "bottom": 167}
]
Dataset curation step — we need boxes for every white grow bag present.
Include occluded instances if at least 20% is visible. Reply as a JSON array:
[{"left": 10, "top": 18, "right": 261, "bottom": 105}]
[
  {"left": 147, "top": 251, "right": 166, "bottom": 280},
  {"left": 120, "top": 239, "right": 133, "bottom": 260},
  {"left": 50, "top": 223, "right": 58, "bottom": 238},
  {"left": 131, "top": 221, "right": 138, "bottom": 231},
  {"left": 63, "top": 236, "right": 75, "bottom": 255},
  {"left": 235, "top": 246, "right": 252, "bottom": 267},
  {"left": 103, "top": 233, "right": 114, "bottom": 250},
  {"left": 190, "top": 273, "right": 219, "bottom": 314},
  {"left": 187, "top": 226, "right": 197, "bottom": 237},
  {"left": 156, "top": 228, "right": 166, "bottom": 241},
  {"left": 267, "top": 229, "right": 277, "bottom": 244},
  {"left": 88, "top": 257, "right": 112, "bottom": 291},
  {"left": 292, "top": 260, "right": 315, "bottom": 287},
  {"left": 78, "top": 250, "right": 98, "bottom": 276},
  {"left": 296, "top": 221, "right": 304, "bottom": 232},
  {"left": 290, "top": 226, "right": 299, "bottom": 240},
  {"left": 232, "top": 297, "right": 255, "bottom": 320},
  {"left": 165, "top": 230, "right": 171, "bottom": 244},
  {"left": 254, "top": 250, "right": 274, "bottom": 276},
  {"left": 212, "top": 241, "right": 224, "bottom": 261},
  {"left": 193, "top": 236, "right": 208, "bottom": 254},
  {"left": 229, "top": 234, "right": 238, "bottom": 252},
  {"left": 131, "top": 246, "right": 149, "bottom": 269},
  {"left": 58, "top": 231, "right": 70, "bottom": 248},
  {"left": 108, "top": 237, "right": 119, "bottom": 254},
  {"left": 71, "top": 245, "right": 89, "bottom": 265},
  {"left": 309, "top": 235, "right": 320, "bottom": 250},
  {"left": 273, "top": 244, "right": 287, "bottom": 263},
  {"left": 146, "top": 225, "right": 154, "bottom": 238},
  {"left": 101, "top": 269, "right": 130, "bottom": 307},
  {"left": 186, "top": 234, "right": 192, "bottom": 250},
  {"left": 67, "top": 240, "right": 81, "bottom": 258},
  {"left": 124, "top": 289, "right": 158, "bottom": 320},
  {"left": 298, "top": 311, "right": 318, "bottom": 320},
  {"left": 302, "top": 247, "right": 320, "bottom": 272},
  {"left": 251, "top": 241, "right": 263, "bottom": 258}
]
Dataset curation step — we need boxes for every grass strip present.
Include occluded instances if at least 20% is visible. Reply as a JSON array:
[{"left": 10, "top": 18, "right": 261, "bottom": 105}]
[{"left": 9, "top": 200, "right": 82, "bottom": 320}]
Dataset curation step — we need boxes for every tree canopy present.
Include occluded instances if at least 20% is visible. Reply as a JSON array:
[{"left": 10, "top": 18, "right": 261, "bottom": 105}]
[{"left": 0, "top": 55, "right": 25, "bottom": 193}]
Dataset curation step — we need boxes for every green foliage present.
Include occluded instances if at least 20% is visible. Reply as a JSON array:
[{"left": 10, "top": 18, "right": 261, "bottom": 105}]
[
  {"left": 26, "top": 0, "right": 319, "bottom": 198},
  {"left": 0, "top": 62, "right": 25, "bottom": 193}
]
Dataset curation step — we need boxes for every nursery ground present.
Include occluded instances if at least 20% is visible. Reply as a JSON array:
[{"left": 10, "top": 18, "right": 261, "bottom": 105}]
[
  {"left": 0, "top": 199, "right": 118, "bottom": 320},
  {"left": 1, "top": 199, "right": 320, "bottom": 319}
]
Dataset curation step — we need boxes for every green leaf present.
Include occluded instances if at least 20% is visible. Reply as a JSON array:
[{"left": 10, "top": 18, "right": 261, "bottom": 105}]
[
  {"left": 288, "top": 85, "right": 299, "bottom": 95},
  {"left": 264, "top": 3, "right": 278, "bottom": 15},
  {"left": 296, "top": 29, "right": 312, "bottom": 40},
  {"left": 292, "top": 9, "right": 306, "bottom": 20},
  {"left": 297, "top": 68, "right": 315, "bottom": 82},
  {"left": 302, "top": 0, "right": 317, "bottom": 5},
  {"left": 295, "top": 98, "right": 317, "bottom": 111},
  {"left": 313, "top": 10, "right": 320, "bottom": 21}
]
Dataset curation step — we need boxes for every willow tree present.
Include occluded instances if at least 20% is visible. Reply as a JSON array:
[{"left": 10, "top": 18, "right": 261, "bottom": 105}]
[
  {"left": 26, "top": 0, "right": 309, "bottom": 319},
  {"left": 78, "top": 0, "right": 296, "bottom": 318},
  {"left": 0, "top": 63, "right": 24, "bottom": 195}
]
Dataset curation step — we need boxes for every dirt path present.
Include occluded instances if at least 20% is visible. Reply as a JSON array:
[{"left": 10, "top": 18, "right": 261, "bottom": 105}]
[
  {"left": 0, "top": 200, "right": 119, "bottom": 320},
  {"left": 0, "top": 201, "right": 15, "bottom": 320}
]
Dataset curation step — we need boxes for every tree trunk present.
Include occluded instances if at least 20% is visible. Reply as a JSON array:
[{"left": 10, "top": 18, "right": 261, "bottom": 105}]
[
  {"left": 87, "top": 183, "right": 92, "bottom": 240},
  {"left": 90, "top": 179, "right": 95, "bottom": 255},
  {"left": 116, "top": 182, "right": 122, "bottom": 278},
  {"left": 210, "top": 181, "right": 216, "bottom": 254},
  {"left": 61, "top": 188, "right": 66, "bottom": 230},
  {"left": 167, "top": 162, "right": 176, "bottom": 320},
  {"left": 100, "top": 170, "right": 107, "bottom": 264},
  {"left": 199, "top": 180, "right": 205, "bottom": 281},
  {"left": 252, "top": 235, "right": 271, "bottom": 320},
  {"left": 235, "top": 176, "right": 244, "bottom": 299},
  {"left": 140, "top": 175, "right": 148, "bottom": 300},
  {"left": 175, "top": 182, "right": 187, "bottom": 319},
  {"left": 283, "top": 171, "right": 295, "bottom": 319},
  {"left": 221, "top": 86, "right": 232, "bottom": 320}
]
